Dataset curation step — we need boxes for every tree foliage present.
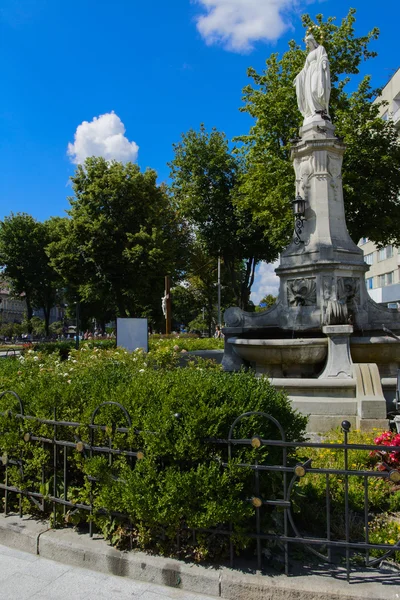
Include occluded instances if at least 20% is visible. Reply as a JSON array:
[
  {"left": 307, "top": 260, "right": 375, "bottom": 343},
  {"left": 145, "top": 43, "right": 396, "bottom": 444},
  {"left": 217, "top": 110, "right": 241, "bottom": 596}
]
[
  {"left": 237, "top": 9, "right": 400, "bottom": 247},
  {"left": 171, "top": 242, "right": 237, "bottom": 334},
  {"left": 169, "top": 125, "right": 279, "bottom": 310},
  {"left": 0, "top": 213, "right": 61, "bottom": 334},
  {"left": 47, "top": 158, "right": 190, "bottom": 327},
  {"left": 254, "top": 293, "right": 277, "bottom": 312}
]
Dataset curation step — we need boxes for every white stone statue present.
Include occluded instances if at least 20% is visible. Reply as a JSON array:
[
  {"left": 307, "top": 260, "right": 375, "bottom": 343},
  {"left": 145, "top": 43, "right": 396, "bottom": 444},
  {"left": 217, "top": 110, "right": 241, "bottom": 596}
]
[
  {"left": 161, "top": 293, "right": 168, "bottom": 318},
  {"left": 294, "top": 33, "right": 331, "bottom": 125}
]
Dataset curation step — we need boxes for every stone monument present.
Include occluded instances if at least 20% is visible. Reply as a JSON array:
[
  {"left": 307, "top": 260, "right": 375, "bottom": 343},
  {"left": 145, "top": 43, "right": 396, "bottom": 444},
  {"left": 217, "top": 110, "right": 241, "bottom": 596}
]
[{"left": 222, "top": 34, "right": 400, "bottom": 431}]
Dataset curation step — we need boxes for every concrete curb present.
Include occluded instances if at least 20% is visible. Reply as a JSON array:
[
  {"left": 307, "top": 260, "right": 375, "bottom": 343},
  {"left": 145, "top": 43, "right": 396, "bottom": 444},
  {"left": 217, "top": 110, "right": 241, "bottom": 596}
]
[{"left": 0, "top": 514, "right": 399, "bottom": 600}]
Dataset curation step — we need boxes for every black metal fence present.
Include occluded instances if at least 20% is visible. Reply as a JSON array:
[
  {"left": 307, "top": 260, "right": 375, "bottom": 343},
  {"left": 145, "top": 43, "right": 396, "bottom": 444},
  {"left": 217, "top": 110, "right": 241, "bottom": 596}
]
[{"left": 0, "top": 390, "right": 399, "bottom": 580}]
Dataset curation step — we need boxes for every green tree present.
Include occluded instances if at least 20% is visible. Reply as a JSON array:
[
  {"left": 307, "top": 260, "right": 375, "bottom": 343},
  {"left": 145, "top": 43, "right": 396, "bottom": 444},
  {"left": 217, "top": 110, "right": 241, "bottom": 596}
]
[
  {"left": 30, "top": 316, "right": 46, "bottom": 337},
  {"left": 171, "top": 285, "right": 201, "bottom": 331},
  {"left": 0, "top": 214, "right": 61, "bottom": 335},
  {"left": 254, "top": 293, "right": 277, "bottom": 312},
  {"left": 169, "top": 125, "right": 278, "bottom": 310},
  {"left": 49, "top": 320, "right": 64, "bottom": 336},
  {"left": 172, "top": 242, "right": 238, "bottom": 334},
  {"left": 237, "top": 9, "right": 400, "bottom": 248},
  {"left": 47, "top": 158, "right": 190, "bottom": 326}
]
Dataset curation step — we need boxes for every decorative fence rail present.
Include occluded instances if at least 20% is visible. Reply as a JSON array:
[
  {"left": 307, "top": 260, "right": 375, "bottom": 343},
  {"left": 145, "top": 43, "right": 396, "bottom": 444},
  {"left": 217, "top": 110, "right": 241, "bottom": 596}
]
[{"left": 0, "top": 390, "right": 399, "bottom": 581}]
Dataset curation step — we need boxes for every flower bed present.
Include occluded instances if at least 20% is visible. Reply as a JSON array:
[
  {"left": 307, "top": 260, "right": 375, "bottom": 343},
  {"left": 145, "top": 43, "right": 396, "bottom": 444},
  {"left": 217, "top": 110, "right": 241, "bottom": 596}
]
[
  {"left": 23, "top": 336, "right": 224, "bottom": 360},
  {"left": 294, "top": 428, "right": 400, "bottom": 563}
]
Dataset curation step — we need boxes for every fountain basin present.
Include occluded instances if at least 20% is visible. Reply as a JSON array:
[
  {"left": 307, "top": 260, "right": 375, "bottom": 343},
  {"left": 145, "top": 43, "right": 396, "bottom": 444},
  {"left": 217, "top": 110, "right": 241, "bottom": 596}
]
[
  {"left": 228, "top": 337, "right": 328, "bottom": 377},
  {"left": 350, "top": 336, "right": 400, "bottom": 377}
]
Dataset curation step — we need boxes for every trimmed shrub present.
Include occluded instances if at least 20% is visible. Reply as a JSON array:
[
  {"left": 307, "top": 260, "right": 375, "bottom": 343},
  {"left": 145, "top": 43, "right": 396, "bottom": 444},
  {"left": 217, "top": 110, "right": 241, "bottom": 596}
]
[{"left": 0, "top": 346, "right": 307, "bottom": 559}]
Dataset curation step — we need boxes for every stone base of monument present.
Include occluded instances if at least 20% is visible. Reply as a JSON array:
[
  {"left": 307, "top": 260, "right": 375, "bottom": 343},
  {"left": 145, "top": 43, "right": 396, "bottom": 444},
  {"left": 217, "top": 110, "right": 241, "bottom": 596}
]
[
  {"left": 226, "top": 332, "right": 389, "bottom": 432},
  {"left": 268, "top": 362, "right": 388, "bottom": 433}
]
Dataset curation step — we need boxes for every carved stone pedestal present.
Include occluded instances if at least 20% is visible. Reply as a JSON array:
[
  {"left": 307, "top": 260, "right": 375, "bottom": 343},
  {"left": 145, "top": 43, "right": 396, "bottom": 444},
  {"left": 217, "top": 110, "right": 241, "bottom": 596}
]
[{"left": 319, "top": 325, "right": 353, "bottom": 379}]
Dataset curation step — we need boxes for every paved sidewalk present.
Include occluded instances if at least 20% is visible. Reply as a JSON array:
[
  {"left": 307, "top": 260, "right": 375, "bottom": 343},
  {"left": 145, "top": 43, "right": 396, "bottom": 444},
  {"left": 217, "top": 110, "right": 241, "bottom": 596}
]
[{"left": 0, "top": 544, "right": 221, "bottom": 600}]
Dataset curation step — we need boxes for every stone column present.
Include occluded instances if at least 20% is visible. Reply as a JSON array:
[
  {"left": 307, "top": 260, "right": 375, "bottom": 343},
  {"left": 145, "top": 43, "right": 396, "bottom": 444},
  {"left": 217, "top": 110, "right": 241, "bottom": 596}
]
[{"left": 319, "top": 324, "right": 353, "bottom": 379}]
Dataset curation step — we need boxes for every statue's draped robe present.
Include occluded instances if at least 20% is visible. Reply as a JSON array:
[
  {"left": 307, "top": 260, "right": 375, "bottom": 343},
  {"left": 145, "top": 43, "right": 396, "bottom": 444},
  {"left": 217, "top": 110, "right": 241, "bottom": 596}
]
[{"left": 295, "top": 45, "right": 331, "bottom": 121}]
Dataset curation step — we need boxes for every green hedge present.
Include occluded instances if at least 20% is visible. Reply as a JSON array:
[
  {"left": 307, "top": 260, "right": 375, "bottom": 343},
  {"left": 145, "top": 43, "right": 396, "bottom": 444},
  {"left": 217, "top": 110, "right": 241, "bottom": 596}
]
[
  {"left": 24, "top": 336, "right": 223, "bottom": 360},
  {"left": 0, "top": 346, "right": 307, "bottom": 559},
  {"left": 149, "top": 336, "right": 224, "bottom": 351},
  {"left": 30, "top": 339, "right": 116, "bottom": 359}
]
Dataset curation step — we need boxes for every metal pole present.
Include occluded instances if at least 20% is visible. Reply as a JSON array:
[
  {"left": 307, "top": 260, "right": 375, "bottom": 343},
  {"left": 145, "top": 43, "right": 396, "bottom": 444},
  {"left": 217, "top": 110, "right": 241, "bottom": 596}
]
[
  {"left": 217, "top": 256, "right": 221, "bottom": 326},
  {"left": 165, "top": 276, "right": 171, "bottom": 335}
]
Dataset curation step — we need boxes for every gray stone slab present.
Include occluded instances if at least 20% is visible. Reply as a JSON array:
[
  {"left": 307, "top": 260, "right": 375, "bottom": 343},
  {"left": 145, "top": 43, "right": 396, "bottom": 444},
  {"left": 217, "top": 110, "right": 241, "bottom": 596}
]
[
  {"left": 0, "top": 573, "right": 50, "bottom": 600},
  {"left": 0, "top": 553, "right": 38, "bottom": 583},
  {"left": 28, "top": 568, "right": 141, "bottom": 600},
  {"left": 0, "top": 542, "right": 39, "bottom": 562},
  {"left": 14, "top": 556, "right": 71, "bottom": 581},
  {"left": 0, "top": 514, "right": 49, "bottom": 555}
]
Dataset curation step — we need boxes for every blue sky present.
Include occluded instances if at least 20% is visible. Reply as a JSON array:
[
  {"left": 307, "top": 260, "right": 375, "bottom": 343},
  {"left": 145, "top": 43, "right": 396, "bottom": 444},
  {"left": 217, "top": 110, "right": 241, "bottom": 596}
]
[{"left": 0, "top": 0, "right": 398, "bottom": 301}]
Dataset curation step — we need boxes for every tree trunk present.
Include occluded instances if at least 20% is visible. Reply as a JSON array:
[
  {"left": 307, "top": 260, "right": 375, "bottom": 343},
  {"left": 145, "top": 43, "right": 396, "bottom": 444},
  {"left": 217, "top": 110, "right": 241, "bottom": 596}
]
[
  {"left": 115, "top": 288, "right": 127, "bottom": 317},
  {"left": 223, "top": 255, "right": 242, "bottom": 308},
  {"left": 240, "top": 257, "right": 258, "bottom": 311},
  {"left": 223, "top": 255, "right": 258, "bottom": 311}
]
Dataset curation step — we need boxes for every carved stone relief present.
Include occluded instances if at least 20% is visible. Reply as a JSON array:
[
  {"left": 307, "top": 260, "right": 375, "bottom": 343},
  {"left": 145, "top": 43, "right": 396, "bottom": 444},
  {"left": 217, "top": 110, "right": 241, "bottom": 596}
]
[
  {"left": 322, "top": 276, "right": 334, "bottom": 303},
  {"left": 294, "top": 156, "right": 314, "bottom": 199},
  {"left": 324, "top": 300, "right": 348, "bottom": 325},
  {"left": 337, "top": 277, "right": 360, "bottom": 306},
  {"left": 327, "top": 153, "right": 342, "bottom": 200},
  {"left": 287, "top": 278, "right": 317, "bottom": 306},
  {"left": 313, "top": 150, "right": 327, "bottom": 174}
]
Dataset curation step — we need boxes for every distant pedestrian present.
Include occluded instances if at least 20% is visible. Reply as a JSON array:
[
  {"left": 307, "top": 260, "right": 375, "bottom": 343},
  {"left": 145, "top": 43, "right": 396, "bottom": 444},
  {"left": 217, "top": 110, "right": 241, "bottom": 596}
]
[{"left": 214, "top": 325, "right": 223, "bottom": 339}]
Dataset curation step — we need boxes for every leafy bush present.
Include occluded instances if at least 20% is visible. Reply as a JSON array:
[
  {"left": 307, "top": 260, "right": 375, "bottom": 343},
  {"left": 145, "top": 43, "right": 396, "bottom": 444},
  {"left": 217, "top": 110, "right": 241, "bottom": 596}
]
[
  {"left": 368, "top": 515, "right": 400, "bottom": 563},
  {"left": 293, "top": 428, "right": 400, "bottom": 544},
  {"left": 0, "top": 346, "right": 307, "bottom": 560}
]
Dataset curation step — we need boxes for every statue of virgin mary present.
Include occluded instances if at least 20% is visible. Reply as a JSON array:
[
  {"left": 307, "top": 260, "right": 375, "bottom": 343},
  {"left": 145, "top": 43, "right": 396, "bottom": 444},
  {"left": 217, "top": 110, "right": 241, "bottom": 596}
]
[{"left": 294, "top": 33, "right": 331, "bottom": 124}]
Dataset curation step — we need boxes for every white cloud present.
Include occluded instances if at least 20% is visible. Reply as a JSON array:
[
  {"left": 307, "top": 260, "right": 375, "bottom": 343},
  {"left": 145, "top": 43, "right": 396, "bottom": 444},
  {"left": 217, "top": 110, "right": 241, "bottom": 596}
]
[
  {"left": 194, "top": 0, "right": 296, "bottom": 52},
  {"left": 251, "top": 260, "right": 280, "bottom": 305},
  {"left": 67, "top": 111, "right": 139, "bottom": 165}
]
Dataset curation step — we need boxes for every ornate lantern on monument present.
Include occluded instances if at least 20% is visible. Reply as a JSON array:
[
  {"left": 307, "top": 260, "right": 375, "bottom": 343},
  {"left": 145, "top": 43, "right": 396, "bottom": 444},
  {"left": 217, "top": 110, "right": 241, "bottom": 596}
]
[{"left": 291, "top": 194, "right": 306, "bottom": 244}]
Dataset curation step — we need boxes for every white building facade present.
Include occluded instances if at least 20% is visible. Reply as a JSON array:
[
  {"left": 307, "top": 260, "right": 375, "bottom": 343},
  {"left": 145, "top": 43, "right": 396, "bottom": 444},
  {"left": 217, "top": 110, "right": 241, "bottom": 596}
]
[
  {"left": 358, "top": 68, "right": 400, "bottom": 307},
  {"left": 0, "top": 286, "right": 27, "bottom": 323}
]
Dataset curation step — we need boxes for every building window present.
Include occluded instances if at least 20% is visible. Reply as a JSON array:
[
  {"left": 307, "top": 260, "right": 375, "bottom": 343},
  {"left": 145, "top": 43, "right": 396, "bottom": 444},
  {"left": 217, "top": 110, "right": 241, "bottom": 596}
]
[
  {"left": 365, "top": 253, "right": 374, "bottom": 265},
  {"left": 377, "top": 272, "right": 395, "bottom": 287},
  {"left": 366, "top": 277, "right": 374, "bottom": 289},
  {"left": 378, "top": 245, "right": 393, "bottom": 261},
  {"left": 360, "top": 237, "right": 369, "bottom": 245}
]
